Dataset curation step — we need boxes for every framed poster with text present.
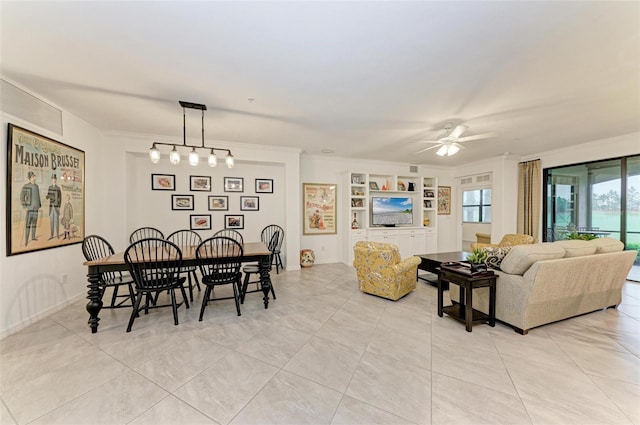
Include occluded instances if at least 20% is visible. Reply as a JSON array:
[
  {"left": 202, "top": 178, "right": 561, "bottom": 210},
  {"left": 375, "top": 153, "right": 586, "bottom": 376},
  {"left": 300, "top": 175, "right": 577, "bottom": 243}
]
[
  {"left": 303, "top": 183, "right": 337, "bottom": 235},
  {"left": 6, "top": 124, "right": 85, "bottom": 255}
]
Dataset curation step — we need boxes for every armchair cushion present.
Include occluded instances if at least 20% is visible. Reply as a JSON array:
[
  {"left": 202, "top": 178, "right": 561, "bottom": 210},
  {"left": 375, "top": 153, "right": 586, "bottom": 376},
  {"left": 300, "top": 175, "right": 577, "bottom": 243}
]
[
  {"left": 353, "top": 241, "right": 420, "bottom": 301},
  {"left": 471, "top": 233, "right": 535, "bottom": 251}
]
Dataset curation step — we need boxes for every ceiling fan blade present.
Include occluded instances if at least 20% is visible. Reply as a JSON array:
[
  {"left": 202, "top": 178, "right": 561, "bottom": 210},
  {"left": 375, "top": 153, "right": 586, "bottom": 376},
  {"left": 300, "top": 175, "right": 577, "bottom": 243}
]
[
  {"left": 416, "top": 144, "right": 443, "bottom": 154},
  {"left": 414, "top": 140, "right": 441, "bottom": 145},
  {"left": 448, "top": 125, "right": 468, "bottom": 139},
  {"left": 457, "top": 132, "right": 496, "bottom": 142}
]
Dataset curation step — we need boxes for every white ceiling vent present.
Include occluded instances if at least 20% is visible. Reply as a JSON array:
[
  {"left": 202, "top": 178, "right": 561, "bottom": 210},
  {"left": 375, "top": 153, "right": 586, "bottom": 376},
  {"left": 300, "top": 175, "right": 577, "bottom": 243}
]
[
  {"left": 409, "top": 165, "right": 418, "bottom": 173},
  {"left": 0, "top": 79, "right": 63, "bottom": 135},
  {"left": 460, "top": 173, "right": 492, "bottom": 187}
]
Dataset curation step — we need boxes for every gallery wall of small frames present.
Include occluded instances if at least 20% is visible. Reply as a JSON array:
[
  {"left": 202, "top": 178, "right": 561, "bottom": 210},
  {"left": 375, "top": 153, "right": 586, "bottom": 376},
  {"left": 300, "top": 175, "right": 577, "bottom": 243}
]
[{"left": 151, "top": 175, "right": 273, "bottom": 230}]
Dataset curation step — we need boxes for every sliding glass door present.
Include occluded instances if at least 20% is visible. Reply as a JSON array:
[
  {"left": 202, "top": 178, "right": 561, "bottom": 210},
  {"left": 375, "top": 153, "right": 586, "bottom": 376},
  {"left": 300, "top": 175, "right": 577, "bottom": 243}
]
[{"left": 544, "top": 155, "right": 639, "bottom": 265}]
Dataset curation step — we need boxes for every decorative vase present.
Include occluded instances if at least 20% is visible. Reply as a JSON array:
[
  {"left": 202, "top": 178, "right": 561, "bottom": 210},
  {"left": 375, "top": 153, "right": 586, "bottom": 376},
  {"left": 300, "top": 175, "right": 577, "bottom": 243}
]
[
  {"left": 351, "top": 213, "right": 359, "bottom": 229},
  {"left": 300, "top": 249, "right": 315, "bottom": 268},
  {"left": 423, "top": 217, "right": 430, "bottom": 227}
]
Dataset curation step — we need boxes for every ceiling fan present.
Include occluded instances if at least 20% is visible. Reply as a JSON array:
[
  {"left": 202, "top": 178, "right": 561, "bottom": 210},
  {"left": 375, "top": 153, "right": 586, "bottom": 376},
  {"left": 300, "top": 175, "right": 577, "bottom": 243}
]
[{"left": 416, "top": 123, "right": 495, "bottom": 156}]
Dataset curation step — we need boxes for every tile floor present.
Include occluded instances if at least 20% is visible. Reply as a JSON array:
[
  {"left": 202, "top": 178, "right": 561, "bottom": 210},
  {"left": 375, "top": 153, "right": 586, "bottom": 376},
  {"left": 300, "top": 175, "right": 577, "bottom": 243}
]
[{"left": 1, "top": 263, "right": 639, "bottom": 425}]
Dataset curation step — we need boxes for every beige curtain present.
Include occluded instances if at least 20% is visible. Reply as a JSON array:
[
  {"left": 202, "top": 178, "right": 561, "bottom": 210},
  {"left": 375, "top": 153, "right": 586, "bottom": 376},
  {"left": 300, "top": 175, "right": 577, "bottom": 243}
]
[{"left": 517, "top": 159, "right": 541, "bottom": 241}]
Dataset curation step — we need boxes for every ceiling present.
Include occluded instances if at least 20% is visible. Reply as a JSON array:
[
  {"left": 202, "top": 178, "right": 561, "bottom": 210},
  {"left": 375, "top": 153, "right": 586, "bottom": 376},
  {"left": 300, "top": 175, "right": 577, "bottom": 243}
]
[{"left": 1, "top": 1, "right": 639, "bottom": 166}]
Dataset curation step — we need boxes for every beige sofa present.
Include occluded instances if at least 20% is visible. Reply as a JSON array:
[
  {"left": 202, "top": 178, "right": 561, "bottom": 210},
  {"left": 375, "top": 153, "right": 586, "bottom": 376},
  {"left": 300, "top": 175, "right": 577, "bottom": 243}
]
[{"left": 450, "top": 238, "right": 636, "bottom": 334}]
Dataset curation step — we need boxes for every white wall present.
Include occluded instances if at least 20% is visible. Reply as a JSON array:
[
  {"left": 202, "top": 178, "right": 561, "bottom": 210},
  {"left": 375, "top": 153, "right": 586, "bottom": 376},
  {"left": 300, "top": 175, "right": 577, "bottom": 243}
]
[{"left": 1, "top": 94, "right": 105, "bottom": 339}]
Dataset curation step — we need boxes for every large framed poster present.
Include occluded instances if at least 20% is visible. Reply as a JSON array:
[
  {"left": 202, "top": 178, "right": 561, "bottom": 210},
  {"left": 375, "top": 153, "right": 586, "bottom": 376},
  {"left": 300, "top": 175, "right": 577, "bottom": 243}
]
[
  {"left": 303, "top": 183, "right": 337, "bottom": 235},
  {"left": 6, "top": 124, "right": 85, "bottom": 256}
]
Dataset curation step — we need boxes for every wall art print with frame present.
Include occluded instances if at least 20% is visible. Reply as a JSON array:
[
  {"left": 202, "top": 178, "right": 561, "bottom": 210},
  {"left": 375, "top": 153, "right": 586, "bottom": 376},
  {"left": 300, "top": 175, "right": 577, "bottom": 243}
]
[
  {"left": 151, "top": 174, "right": 175, "bottom": 191},
  {"left": 208, "top": 195, "right": 228, "bottom": 211},
  {"left": 6, "top": 124, "right": 85, "bottom": 256},
  {"left": 240, "top": 196, "right": 259, "bottom": 211},
  {"left": 190, "top": 175, "right": 211, "bottom": 192},
  {"left": 190, "top": 214, "right": 211, "bottom": 230},
  {"left": 255, "top": 178, "right": 273, "bottom": 193},
  {"left": 438, "top": 186, "right": 451, "bottom": 215},
  {"left": 224, "top": 177, "right": 243, "bottom": 192},
  {"left": 224, "top": 214, "right": 244, "bottom": 230},
  {"left": 171, "top": 194, "right": 194, "bottom": 210},
  {"left": 302, "top": 183, "right": 337, "bottom": 235}
]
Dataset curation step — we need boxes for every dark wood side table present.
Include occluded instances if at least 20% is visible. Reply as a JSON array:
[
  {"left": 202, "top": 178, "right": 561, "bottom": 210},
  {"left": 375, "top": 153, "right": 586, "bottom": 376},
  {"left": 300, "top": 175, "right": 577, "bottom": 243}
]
[{"left": 437, "top": 264, "right": 497, "bottom": 332}]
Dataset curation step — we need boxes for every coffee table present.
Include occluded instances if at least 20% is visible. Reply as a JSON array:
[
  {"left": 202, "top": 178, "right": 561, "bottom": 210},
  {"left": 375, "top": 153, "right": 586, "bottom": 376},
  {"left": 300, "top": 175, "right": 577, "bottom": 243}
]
[{"left": 417, "top": 251, "right": 471, "bottom": 290}]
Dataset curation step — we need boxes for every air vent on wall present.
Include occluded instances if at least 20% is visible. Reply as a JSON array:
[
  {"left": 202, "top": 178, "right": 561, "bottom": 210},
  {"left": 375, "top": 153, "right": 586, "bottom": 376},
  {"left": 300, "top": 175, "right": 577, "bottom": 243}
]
[
  {"left": 409, "top": 165, "right": 418, "bottom": 173},
  {"left": 0, "top": 79, "right": 63, "bottom": 135},
  {"left": 461, "top": 177, "right": 473, "bottom": 185},
  {"left": 476, "top": 174, "right": 491, "bottom": 183}
]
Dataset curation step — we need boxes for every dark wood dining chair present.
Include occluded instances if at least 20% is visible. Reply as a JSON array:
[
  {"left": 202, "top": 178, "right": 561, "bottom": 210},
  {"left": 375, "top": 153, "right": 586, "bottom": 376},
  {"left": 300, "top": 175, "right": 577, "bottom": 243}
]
[
  {"left": 129, "top": 227, "right": 164, "bottom": 244},
  {"left": 167, "top": 229, "right": 202, "bottom": 301},
  {"left": 240, "top": 229, "right": 279, "bottom": 304},
  {"left": 82, "top": 234, "right": 135, "bottom": 309},
  {"left": 196, "top": 236, "right": 244, "bottom": 319},
  {"left": 213, "top": 229, "right": 244, "bottom": 244},
  {"left": 124, "top": 238, "right": 189, "bottom": 332}
]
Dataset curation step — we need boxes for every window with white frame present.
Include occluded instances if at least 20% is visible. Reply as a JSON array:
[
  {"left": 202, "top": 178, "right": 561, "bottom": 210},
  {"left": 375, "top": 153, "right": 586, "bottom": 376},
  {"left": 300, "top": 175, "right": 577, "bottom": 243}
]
[{"left": 462, "top": 188, "right": 492, "bottom": 223}]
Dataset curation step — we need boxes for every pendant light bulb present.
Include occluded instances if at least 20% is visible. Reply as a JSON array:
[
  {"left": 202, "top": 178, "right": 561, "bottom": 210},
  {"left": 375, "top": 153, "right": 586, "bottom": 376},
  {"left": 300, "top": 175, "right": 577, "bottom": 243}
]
[
  {"left": 188, "top": 147, "right": 199, "bottom": 166},
  {"left": 436, "top": 144, "right": 448, "bottom": 156},
  {"left": 447, "top": 144, "right": 460, "bottom": 156},
  {"left": 169, "top": 146, "right": 181, "bottom": 164},
  {"left": 225, "top": 152, "right": 234, "bottom": 168},
  {"left": 208, "top": 149, "right": 217, "bottom": 167},
  {"left": 149, "top": 143, "right": 160, "bottom": 164}
]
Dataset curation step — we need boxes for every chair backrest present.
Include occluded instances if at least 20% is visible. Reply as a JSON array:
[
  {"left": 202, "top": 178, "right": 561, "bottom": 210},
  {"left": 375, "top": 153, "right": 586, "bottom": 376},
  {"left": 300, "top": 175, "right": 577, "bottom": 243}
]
[
  {"left": 82, "top": 235, "right": 123, "bottom": 281},
  {"left": 196, "top": 237, "right": 243, "bottom": 284},
  {"left": 498, "top": 233, "right": 535, "bottom": 247},
  {"left": 261, "top": 224, "right": 284, "bottom": 253},
  {"left": 167, "top": 229, "right": 202, "bottom": 248},
  {"left": 129, "top": 227, "right": 164, "bottom": 244},
  {"left": 353, "top": 241, "right": 401, "bottom": 266},
  {"left": 125, "top": 238, "right": 182, "bottom": 291},
  {"left": 213, "top": 229, "right": 244, "bottom": 245}
]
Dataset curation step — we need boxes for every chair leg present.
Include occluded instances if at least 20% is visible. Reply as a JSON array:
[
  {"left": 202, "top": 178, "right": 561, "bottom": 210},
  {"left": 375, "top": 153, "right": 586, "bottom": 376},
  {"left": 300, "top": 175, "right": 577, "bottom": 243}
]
[
  {"left": 270, "top": 283, "right": 276, "bottom": 300},
  {"left": 241, "top": 273, "right": 251, "bottom": 304},
  {"left": 127, "top": 292, "right": 144, "bottom": 332},
  {"left": 170, "top": 289, "right": 179, "bottom": 326},
  {"left": 110, "top": 285, "right": 119, "bottom": 307},
  {"left": 192, "top": 270, "right": 201, "bottom": 292},
  {"left": 179, "top": 284, "right": 190, "bottom": 309},
  {"left": 232, "top": 281, "right": 241, "bottom": 316},
  {"left": 276, "top": 253, "right": 283, "bottom": 273},
  {"left": 127, "top": 284, "right": 136, "bottom": 308},
  {"left": 187, "top": 273, "right": 194, "bottom": 302},
  {"left": 199, "top": 286, "right": 212, "bottom": 321}
]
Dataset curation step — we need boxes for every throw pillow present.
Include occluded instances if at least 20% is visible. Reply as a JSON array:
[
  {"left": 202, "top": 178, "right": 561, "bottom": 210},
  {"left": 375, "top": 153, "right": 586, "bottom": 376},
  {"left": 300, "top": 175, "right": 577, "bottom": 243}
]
[{"left": 483, "top": 246, "right": 512, "bottom": 270}]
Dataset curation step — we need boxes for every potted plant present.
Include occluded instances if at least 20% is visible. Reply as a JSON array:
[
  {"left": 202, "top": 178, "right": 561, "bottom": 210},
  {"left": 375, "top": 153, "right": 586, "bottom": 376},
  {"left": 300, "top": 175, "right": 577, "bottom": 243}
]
[{"left": 466, "top": 248, "right": 488, "bottom": 273}]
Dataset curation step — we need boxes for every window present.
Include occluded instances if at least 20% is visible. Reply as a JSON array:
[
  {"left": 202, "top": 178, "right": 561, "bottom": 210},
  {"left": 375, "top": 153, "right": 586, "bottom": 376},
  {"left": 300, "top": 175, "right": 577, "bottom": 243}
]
[{"left": 462, "top": 189, "right": 491, "bottom": 222}]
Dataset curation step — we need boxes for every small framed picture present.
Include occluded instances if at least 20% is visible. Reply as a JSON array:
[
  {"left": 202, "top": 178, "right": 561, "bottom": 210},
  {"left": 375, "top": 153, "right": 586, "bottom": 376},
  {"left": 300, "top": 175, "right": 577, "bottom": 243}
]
[
  {"left": 424, "top": 190, "right": 435, "bottom": 198},
  {"left": 240, "top": 196, "right": 259, "bottom": 211},
  {"left": 255, "top": 178, "right": 273, "bottom": 193},
  {"left": 190, "top": 214, "right": 212, "bottom": 230},
  {"left": 208, "top": 195, "right": 228, "bottom": 211},
  {"left": 151, "top": 174, "right": 175, "bottom": 191},
  {"left": 172, "top": 194, "right": 194, "bottom": 210},
  {"left": 190, "top": 175, "right": 211, "bottom": 192},
  {"left": 369, "top": 181, "right": 379, "bottom": 191},
  {"left": 225, "top": 214, "right": 244, "bottom": 229},
  {"left": 224, "top": 177, "right": 244, "bottom": 192},
  {"left": 351, "top": 198, "right": 364, "bottom": 208}
]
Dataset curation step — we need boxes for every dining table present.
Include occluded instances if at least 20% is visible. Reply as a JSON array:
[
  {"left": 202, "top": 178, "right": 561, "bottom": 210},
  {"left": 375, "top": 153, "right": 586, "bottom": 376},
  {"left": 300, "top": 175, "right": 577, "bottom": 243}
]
[{"left": 83, "top": 241, "right": 273, "bottom": 333}]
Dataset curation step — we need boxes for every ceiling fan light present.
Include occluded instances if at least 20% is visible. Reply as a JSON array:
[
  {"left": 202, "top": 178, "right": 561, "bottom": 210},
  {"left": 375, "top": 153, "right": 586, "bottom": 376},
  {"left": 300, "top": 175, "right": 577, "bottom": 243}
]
[
  {"left": 447, "top": 144, "right": 460, "bottom": 156},
  {"left": 436, "top": 145, "right": 448, "bottom": 156}
]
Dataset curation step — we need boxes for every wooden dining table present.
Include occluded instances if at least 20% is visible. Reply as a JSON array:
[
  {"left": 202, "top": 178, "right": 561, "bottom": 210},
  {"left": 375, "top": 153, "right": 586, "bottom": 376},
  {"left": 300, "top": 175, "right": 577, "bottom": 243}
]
[{"left": 83, "top": 241, "right": 273, "bottom": 333}]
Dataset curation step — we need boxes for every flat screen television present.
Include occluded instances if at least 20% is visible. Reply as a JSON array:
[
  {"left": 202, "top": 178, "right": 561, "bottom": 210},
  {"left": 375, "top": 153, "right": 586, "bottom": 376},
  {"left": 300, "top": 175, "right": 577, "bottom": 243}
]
[{"left": 371, "top": 196, "right": 413, "bottom": 226}]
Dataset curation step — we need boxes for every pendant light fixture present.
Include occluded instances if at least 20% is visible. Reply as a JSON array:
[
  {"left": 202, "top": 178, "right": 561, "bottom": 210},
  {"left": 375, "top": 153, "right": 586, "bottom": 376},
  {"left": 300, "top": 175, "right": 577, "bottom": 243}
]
[{"left": 148, "top": 101, "right": 234, "bottom": 168}]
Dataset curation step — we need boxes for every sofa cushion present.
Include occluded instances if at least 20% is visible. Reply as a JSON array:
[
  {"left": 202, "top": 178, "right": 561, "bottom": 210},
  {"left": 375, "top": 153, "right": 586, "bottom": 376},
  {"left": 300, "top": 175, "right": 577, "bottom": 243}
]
[
  {"left": 589, "top": 237, "right": 624, "bottom": 253},
  {"left": 500, "top": 243, "right": 566, "bottom": 275},
  {"left": 553, "top": 240, "right": 598, "bottom": 257},
  {"left": 483, "top": 246, "right": 512, "bottom": 271}
]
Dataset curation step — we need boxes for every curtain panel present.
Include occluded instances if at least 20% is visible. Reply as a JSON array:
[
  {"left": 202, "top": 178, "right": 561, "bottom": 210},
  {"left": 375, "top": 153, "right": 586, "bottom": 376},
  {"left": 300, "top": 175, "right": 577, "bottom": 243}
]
[{"left": 518, "top": 159, "right": 541, "bottom": 241}]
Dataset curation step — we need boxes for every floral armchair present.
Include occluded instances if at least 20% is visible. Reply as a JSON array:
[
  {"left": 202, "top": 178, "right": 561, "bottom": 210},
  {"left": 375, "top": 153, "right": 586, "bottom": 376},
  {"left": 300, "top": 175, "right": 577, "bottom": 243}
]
[
  {"left": 471, "top": 233, "right": 535, "bottom": 251},
  {"left": 353, "top": 241, "right": 421, "bottom": 301}
]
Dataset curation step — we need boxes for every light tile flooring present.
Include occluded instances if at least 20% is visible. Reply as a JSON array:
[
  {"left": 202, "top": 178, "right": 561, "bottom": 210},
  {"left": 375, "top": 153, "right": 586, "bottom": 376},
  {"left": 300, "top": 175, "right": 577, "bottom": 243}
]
[{"left": 1, "top": 263, "right": 639, "bottom": 425}]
